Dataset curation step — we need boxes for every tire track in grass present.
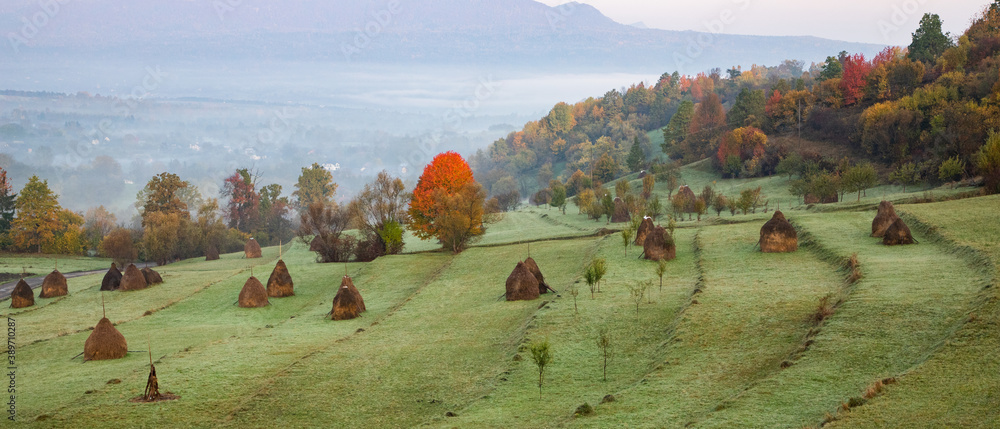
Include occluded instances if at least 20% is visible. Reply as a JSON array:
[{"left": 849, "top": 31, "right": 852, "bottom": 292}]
[
  {"left": 10, "top": 249, "right": 298, "bottom": 424},
  {"left": 419, "top": 235, "right": 609, "bottom": 428},
  {"left": 573, "top": 221, "right": 842, "bottom": 428},
  {"left": 2, "top": 246, "right": 290, "bottom": 346},
  {"left": 223, "top": 241, "right": 588, "bottom": 428},
  {"left": 29, "top": 251, "right": 452, "bottom": 427},
  {"left": 692, "top": 211, "right": 984, "bottom": 428},
  {"left": 824, "top": 203, "right": 1000, "bottom": 428},
  {"left": 221, "top": 253, "right": 458, "bottom": 423}
]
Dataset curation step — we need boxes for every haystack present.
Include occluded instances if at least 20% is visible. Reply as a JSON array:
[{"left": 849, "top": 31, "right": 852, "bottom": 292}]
[
  {"left": 760, "top": 211, "right": 798, "bottom": 253},
  {"left": 238, "top": 276, "right": 270, "bottom": 308},
  {"left": 10, "top": 279, "right": 34, "bottom": 309},
  {"left": 205, "top": 245, "right": 220, "bottom": 261},
  {"left": 266, "top": 260, "right": 295, "bottom": 298},
  {"left": 523, "top": 257, "right": 553, "bottom": 294},
  {"left": 883, "top": 218, "right": 916, "bottom": 246},
  {"left": 120, "top": 264, "right": 148, "bottom": 291},
  {"left": 331, "top": 276, "right": 365, "bottom": 320},
  {"left": 505, "top": 262, "right": 540, "bottom": 301},
  {"left": 39, "top": 269, "right": 67, "bottom": 298},
  {"left": 141, "top": 267, "right": 163, "bottom": 285},
  {"left": 83, "top": 317, "right": 128, "bottom": 361},
  {"left": 634, "top": 217, "right": 654, "bottom": 245},
  {"left": 643, "top": 226, "right": 676, "bottom": 262},
  {"left": 245, "top": 239, "right": 262, "bottom": 259},
  {"left": 340, "top": 276, "right": 366, "bottom": 312},
  {"left": 871, "top": 201, "right": 899, "bottom": 238},
  {"left": 100, "top": 263, "right": 122, "bottom": 291},
  {"left": 677, "top": 186, "right": 697, "bottom": 210},
  {"left": 611, "top": 197, "right": 631, "bottom": 223}
]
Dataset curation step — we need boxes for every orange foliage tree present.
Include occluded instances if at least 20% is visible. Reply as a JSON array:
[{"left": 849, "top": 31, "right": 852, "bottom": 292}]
[
  {"left": 408, "top": 152, "right": 485, "bottom": 251},
  {"left": 717, "top": 127, "right": 769, "bottom": 178}
]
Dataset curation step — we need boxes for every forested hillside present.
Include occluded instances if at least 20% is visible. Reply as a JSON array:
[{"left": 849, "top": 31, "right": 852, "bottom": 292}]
[{"left": 474, "top": 4, "right": 1000, "bottom": 205}]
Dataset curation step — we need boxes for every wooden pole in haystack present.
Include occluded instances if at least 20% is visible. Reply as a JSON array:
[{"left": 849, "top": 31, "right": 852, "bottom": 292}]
[{"left": 144, "top": 335, "right": 160, "bottom": 401}]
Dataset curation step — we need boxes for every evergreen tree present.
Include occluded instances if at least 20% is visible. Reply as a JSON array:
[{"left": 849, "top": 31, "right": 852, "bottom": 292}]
[
  {"left": 818, "top": 55, "right": 843, "bottom": 81},
  {"left": 728, "top": 88, "right": 766, "bottom": 128},
  {"left": 0, "top": 167, "right": 15, "bottom": 235},
  {"left": 908, "top": 13, "right": 953, "bottom": 64},
  {"left": 626, "top": 137, "right": 645, "bottom": 172},
  {"left": 662, "top": 100, "right": 694, "bottom": 156}
]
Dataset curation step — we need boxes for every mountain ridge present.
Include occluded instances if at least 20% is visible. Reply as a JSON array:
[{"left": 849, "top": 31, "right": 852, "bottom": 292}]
[{"left": 1, "top": 0, "right": 884, "bottom": 72}]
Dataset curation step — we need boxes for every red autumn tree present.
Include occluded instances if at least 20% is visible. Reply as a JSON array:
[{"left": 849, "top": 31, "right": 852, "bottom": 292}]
[
  {"left": 839, "top": 53, "right": 873, "bottom": 106},
  {"left": 408, "top": 152, "right": 484, "bottom": 251},
  {"left": 221, "top": 168, "right": 261, "bottom": 233}
]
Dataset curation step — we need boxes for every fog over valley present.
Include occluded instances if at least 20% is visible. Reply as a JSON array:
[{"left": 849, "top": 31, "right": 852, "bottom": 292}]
[{"left": 0, "top": 0, "right": 881, "bottom": 219}]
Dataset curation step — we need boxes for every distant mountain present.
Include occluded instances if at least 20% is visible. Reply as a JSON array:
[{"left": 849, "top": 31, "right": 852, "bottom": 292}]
[{"left": 0, "top": 0, "right": 884, "bottom": 72}]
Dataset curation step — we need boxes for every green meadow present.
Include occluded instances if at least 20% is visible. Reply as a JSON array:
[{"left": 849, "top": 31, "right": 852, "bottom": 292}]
[{"left": 2, "top": 191, "right": 998, "bottom": 427}]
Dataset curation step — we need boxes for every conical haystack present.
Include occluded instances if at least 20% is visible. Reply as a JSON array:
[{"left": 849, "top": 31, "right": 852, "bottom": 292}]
[
  {"left": 120, "top": 264, "right": 148, "bottom": 291},
  {"left": 83, "top": 317, "right": 127, "bottom": 361},
  {"left": 760, "top": 211, "right": 798, "bottom": 253},
  {"left": 340, "top": 276, "right": 366, "bottom": 312},
  {"left": 505, "top": 262, "right": 540, "bottom": 302},
  {"left": 100, "top": 263, "right": 122, "bottom": 291},
  {"left": 205, "top": 245, "right": 220, "bottom": 261},
  {"left": 238, "top": 276, "right": 269, "bottom": 308},
  {"left": 611, "top": 197, "right": 631, "bottom": 223},
  {"left": 266, "top": 260, "right": 295, "bottom": 298},
  {"left": 245, "top": 239, "right": 262, "bottom": 259},
  {"left": 677, "top": 185, "right": 697, "bottom": 211},
  {"left": 523, "top": 257, "right": 552, "bottom": 294},
  {"left": 634, "top": 217, "right": 654, "bottom": 245},
  {"left": 644, "top": 226, "right": 677, "bottom": 261},
  {"left": 642, "top": 226, "right": 677, "bottom": 261},
  {"left": 871, "top": 201, "right": 899, "bottom": 238},
  {"left": 10, "top": 279, "right": 34, "bottom": 308},
  {"left": 39, "top": 269, "right": 67, "bottom": 298},
  {"left": 141, "top": 267, "right": 163, "bottom": 285},
  {"left": 883, "top": 217, "right": 916, "bottom": 246},
  {"left": 331, "top": 276, "right": 365, "bottom": 320}
]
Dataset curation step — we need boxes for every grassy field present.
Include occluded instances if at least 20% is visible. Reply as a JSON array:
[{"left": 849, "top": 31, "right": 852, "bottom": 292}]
[
  {"left": 2, "top": 189, "right": 998, "bottom": 427},
  {"left": 0, "top": 253, "right": 113, "bottom": 275}
]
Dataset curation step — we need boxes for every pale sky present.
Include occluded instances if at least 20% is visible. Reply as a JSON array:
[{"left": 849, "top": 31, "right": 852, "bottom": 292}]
[{"left": 536, "top": 0, "right": 989, "bottom": 45}]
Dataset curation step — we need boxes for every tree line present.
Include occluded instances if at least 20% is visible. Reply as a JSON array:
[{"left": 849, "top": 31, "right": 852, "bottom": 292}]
[{"left": 0, "top": 151, "right": 494, "bottom": 261}]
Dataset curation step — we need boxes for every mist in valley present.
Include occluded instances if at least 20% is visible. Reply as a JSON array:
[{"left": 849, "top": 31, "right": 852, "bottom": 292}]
[{"left": 0, "top": 0, "right": 878, "bottom": 221}]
